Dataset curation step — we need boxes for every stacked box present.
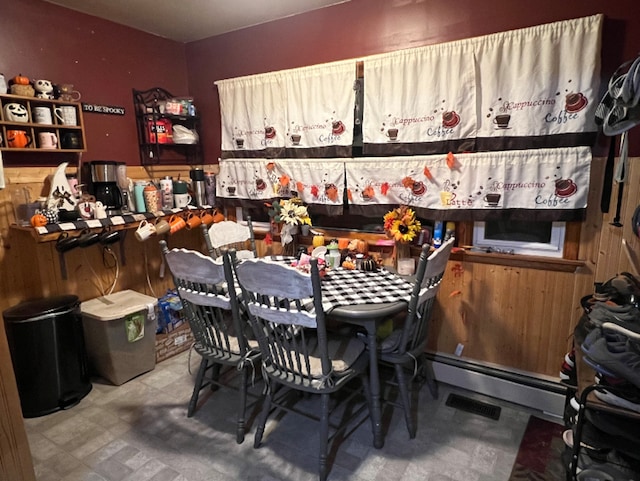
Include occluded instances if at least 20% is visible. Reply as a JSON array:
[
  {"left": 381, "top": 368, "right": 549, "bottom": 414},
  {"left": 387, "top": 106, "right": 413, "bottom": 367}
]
[{"left": 155, "top": 321, "right": 194, "bottom": 363}]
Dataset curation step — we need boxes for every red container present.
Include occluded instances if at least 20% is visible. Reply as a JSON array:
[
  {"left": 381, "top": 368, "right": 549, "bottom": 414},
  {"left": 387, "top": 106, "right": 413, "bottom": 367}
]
[{"left": 147, "top": 118, "right": 172, "bottom": 144}]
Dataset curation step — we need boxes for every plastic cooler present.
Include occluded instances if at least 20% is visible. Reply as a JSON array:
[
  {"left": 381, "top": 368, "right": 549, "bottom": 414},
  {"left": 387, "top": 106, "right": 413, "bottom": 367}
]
[{"left": 81, "top": 290, "right": 158, "bottom": 385}]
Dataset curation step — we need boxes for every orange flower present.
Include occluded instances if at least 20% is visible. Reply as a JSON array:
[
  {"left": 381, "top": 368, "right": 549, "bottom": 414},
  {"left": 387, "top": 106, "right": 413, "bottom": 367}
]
[
  {"left": 296, "top": 181, "right": 305, "bottom": 194},
  {"left": 279, "top": 174, "right": 290, "bottom": 186},
  {"left": 381, "top": 182, "right": 390, "bottom": 195},
  {"left": 423, "top": 166, "right": 433, "bottom": 181},
  {"left": 311, "top": 185, "right": 319, "bottom": 197},
  {"left": 347, "top": 189, "right": 353, "bottom": 201},
  {"left": 266, "top": 162, "right": 275, "bottom": 171}
]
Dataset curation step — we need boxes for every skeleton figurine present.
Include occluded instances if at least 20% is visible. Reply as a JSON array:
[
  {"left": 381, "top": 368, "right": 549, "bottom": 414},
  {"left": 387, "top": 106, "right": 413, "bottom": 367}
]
[{"left": 34, "top": 79, "right": 54, "bottom": 99}]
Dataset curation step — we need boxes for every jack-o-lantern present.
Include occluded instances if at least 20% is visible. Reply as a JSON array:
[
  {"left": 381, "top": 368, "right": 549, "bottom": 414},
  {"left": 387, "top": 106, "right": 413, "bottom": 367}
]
[
  {"left": 361, "top": 258, "right": 378, "bottom": 272},
  {"left": 3, "top": 103, "right": 29, "bottom": 122},
  {"left": 30, "top": 213, "right": 48, "bottom": 227}
]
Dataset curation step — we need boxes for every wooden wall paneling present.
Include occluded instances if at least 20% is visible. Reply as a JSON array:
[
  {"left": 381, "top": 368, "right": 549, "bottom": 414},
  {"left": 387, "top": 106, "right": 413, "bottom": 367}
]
[{"left": 0, "top": 320, "right": 36, "bottom": 481}]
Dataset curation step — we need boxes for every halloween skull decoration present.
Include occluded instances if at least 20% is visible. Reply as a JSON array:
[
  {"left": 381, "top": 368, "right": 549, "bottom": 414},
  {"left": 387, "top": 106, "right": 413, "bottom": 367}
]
[
  {"left": 34, "top": 79, "right": 54, "bottom": 99},
  {"left": 3, "top": 103, "right": 29, "bottom": 122}
]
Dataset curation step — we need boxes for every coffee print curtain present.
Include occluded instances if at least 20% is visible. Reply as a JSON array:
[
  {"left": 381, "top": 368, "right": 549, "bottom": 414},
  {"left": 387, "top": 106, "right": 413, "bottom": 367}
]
[
  {"left": 216, "top": 73, "right": 286, "bottom": 156},
  {"left": 217, "top": 158, "right": 346, "bottom": 216},
  {"left": 345, "top": 147, "right": 592, "bottom": 221},
  {"left": 362, "top": 14, "right": 603, "bottom": 155},
  {"left": 363, "top": 42, "right": 477, "bottom": 155},
  {"left": 215, "top": 60, "right": 355, "bottom": 159}
]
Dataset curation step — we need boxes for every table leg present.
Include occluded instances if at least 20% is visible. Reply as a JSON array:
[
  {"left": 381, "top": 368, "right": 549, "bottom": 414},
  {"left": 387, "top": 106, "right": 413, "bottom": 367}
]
[{"left": 366, "top": 323, "right": 384, "bottom": 449}]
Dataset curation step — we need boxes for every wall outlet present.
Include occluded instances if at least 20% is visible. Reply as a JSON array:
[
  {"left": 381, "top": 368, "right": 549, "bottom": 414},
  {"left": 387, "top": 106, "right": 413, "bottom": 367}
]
[
  {"left": 454, "top": 343, "right": 464, "bottom": 356},
  {"left": 174, "top": 334, "right": 187, "bottom": 346}
]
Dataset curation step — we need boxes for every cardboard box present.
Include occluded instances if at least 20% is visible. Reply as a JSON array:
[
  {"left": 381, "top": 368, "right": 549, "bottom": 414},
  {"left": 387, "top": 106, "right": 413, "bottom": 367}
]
[{"left": 155, "top": 321, "right": 193, "bottom": 363}]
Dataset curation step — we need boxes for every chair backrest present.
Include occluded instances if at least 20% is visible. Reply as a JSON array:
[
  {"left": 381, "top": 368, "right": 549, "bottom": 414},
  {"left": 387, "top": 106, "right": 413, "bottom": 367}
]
[
  {"left": 393, "top": 237, "right": 455, "bottom": 356},
  {"left": 234, "top": 257, "right": 335, "bottom": 388},
  {"left": 202, "top": 216, "right": 256, "bottom": 259},
  {"left": 159, "top": 240, "right": 254, "bottom": 358}
]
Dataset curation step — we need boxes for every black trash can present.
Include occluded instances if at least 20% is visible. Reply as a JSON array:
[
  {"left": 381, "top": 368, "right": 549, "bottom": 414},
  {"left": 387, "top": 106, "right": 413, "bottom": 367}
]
[{"left": 3, "top": 295, "right": 92, "bottom": 418}]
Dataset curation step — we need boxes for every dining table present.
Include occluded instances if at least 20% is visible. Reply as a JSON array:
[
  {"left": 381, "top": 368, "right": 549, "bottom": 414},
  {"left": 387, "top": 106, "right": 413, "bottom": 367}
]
[{"left": 266, "top": 256, "right": 415, "bottom": 449}]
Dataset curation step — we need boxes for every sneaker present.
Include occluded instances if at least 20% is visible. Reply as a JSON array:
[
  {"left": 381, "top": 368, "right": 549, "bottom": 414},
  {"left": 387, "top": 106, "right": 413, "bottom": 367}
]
[
  {"left": 581, "top": 328, "right": 640, "bottom": 388},
  {"left": 573, "top": 448, "right": 640, "bottom": 480},
  {"left": 594, "top": 389, "right": 640, "bottom": 413},
  {"left": 560, "top": 349, "right": 578, "bottom": 387}
]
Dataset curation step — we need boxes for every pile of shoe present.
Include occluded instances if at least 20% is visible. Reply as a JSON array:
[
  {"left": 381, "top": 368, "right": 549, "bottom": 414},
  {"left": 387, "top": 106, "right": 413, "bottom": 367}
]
[
  {"left": 562, "top": 272, "right": 640, "bottom": 479},
  {"left": 562, "top": 405, "right": 640, "bottom": 480},
  {"left": 577, "top": 272, "right": 640, "bottom": 413}
]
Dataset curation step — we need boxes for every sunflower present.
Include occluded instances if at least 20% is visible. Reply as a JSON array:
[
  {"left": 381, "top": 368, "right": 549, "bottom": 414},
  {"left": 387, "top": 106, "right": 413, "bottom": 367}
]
[{"left": 383, "top": 205, "right": 421, "bottom": 243}]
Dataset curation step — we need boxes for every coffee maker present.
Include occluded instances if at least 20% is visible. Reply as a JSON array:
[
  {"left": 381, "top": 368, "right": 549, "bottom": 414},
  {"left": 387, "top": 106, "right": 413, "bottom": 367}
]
[{"left": 89, "top": 161, "right": 123, "bottom": 214}]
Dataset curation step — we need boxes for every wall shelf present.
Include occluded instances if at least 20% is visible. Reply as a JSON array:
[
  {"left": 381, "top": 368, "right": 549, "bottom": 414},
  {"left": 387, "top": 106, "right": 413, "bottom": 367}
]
[
  {"left": 132, "top": 87, "right": 202, "bottom": 165},
  {"left": 0, "top": 93, "right": 86, "bottom": 155}
]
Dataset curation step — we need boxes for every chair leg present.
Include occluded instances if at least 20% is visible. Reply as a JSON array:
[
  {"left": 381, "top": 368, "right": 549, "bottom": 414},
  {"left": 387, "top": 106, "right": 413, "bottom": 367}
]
[
  {"left": 417, "top": 354, "right": 439, "bottom": 399},
  {"left": 395, "top": 364, "right": 416, "bottom": 439},
  {"left": 210, "top": 363, "right": 222, "bottom": 391},
  {"left": 254, "top": 383, "right": 272, "bottom": 448},
  {"left": 318, "top": 393, "right": 330, "bottom": 481},
  {"left": 236, "top": 365, "right": 248, "bottom": 444},
  {"left": 188, "top": 357, "right": 210, "bottom": 417}
]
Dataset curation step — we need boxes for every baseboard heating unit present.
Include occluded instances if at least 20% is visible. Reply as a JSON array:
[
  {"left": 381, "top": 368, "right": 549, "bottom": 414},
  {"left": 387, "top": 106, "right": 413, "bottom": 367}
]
[{"left": 426, "top": 352, "right": 567, "bottom": 418}]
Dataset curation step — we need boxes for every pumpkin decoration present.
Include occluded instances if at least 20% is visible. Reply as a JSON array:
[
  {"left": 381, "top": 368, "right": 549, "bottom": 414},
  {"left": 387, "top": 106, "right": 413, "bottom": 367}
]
[
  {"left": 361, "top": 258, "right": 378, "bottom": 272},
  {"left": 12, "top": 74, "right": 30, "bottom": 85},
  {"left": 30, "top": 212, "right": 48, "bottom": 227}
]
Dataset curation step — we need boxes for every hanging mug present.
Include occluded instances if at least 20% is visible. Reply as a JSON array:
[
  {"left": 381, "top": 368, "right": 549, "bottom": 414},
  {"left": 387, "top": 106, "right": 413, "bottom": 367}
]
[{"left": 135, "top": 220, "right": 156, "bottom": 242}]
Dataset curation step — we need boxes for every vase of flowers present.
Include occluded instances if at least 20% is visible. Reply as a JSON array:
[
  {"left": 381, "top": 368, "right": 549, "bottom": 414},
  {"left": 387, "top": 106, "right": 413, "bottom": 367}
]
[
  {"left": 383, "top": 205, "right": 421, "bottom": 272},
  {"left": 266, "top": 197, "right": 311, "bottom": 255}
]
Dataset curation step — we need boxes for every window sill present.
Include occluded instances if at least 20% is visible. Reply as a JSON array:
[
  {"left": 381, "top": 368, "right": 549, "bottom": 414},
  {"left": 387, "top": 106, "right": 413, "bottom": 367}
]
[{"left": 450, "top": 249, "right": 584, "bottom": 272}]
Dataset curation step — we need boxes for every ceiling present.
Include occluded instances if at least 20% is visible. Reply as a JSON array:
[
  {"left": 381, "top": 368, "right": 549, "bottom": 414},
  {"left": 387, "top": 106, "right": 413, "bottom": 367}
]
[{"left": 43, "top": 0, "right": 350, "bottom": 43}]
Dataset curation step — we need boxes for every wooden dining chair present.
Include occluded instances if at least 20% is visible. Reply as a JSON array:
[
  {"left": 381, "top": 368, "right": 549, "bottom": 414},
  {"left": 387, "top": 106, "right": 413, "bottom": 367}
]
[
  {"left": 234, "top": 256, "right": 371, "bottom": 481},
  {"left": 201, "top": 215, "right": 257, "bottom": 260},
  {"left": 380, "top": 236, "right": 454, "bottom": 439},
  {"left": 159, "top": 240, "right": 261, "bottom": 444}
]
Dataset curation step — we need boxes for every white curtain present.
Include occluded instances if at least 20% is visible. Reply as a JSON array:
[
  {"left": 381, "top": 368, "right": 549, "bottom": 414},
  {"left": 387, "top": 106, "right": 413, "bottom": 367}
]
[
  {"left": 283, "top": 61, "right": 355, "bottom": 149},
  {"left": 217, "top": 158, "right": 345, "bottom": 207},
  {"left": 345, "top": 147, "right": 591, "bottom": 212},
  {"left": 215, "top": 59, "right": 355, "bottom": 154},
  {"left": 475, "top": 14, "right": 602, "bottom": 138},
  {"left": 216, "top": 72, "right": 285, "bottom": 152},
  {"left": 364, "top": 42, "right": 476, "bottom": 145},
  {"left": 363, "top": 14, "right": 603, "bottom": 151}
]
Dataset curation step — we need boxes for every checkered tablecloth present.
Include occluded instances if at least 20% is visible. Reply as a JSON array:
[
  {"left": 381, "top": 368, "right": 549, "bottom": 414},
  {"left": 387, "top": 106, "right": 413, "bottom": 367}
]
[
  {"left": 319, "top": 267, "right": 413, "bottom": 313},
  {"left": 264, "top": 256, "right": 414, "bottom": 313}
]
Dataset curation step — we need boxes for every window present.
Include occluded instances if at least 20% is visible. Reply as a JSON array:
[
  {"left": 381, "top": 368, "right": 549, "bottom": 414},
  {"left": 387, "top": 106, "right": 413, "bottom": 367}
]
[{"left": 473, "top": 221, "right": 566, "bottom": 258}]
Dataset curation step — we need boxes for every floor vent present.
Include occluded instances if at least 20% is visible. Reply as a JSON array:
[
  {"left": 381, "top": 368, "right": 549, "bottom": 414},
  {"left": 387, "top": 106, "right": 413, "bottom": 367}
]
[{"left": 445, "top": 393, "right": 501, "bottom": 420}]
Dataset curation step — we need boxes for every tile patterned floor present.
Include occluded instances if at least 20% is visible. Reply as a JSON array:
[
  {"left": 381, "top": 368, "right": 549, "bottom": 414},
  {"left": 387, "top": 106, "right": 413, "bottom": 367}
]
[{"left": 24, "top": 350, "right": 559, "bottom": 481}]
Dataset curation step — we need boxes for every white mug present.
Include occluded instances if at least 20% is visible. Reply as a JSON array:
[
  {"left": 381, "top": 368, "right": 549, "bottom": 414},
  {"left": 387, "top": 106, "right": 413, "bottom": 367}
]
[
  {"left": 33, "top": 106, "right": 53, "bottom": 124},
  {"left": 54, "top": 105, "right": 77, "bottom": 126},
  {"left": 135, "top": 220, "right": 156, "bottom": 241},
  {"left": 174, "top": 193, "right": 192, "bottom": 208},
  {"left": 38, "top": 131, "right": 57, "bottom": 149}
]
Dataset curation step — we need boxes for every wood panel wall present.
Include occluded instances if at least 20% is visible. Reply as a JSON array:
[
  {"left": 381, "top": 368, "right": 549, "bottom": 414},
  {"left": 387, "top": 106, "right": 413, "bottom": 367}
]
[{"left": 428, "top": 156, "right": 639, "bottom": 375}]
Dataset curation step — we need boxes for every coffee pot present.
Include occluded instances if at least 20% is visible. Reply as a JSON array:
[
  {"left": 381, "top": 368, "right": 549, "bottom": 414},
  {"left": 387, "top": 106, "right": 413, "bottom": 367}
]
[{"left": 89, "top": 161, "right": 123, "bottom": 214}]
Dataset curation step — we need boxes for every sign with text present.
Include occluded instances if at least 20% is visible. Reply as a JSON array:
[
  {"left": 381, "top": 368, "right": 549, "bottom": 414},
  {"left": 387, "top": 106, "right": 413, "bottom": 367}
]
[{"left": 82, "top": 103, "right": 126, "bottom": 115}]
